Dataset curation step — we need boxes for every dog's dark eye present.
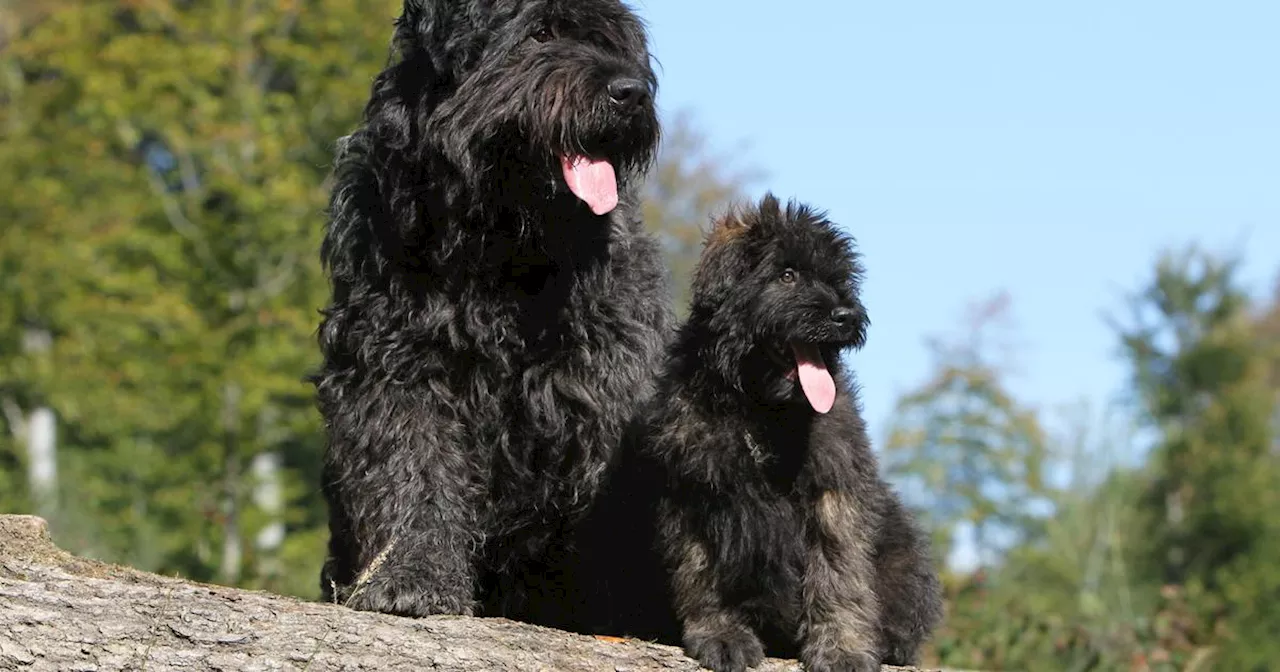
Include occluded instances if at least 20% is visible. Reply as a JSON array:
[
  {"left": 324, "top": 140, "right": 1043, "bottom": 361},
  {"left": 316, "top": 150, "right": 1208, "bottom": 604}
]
[
  {"left": 531, "top": 26, "right": 555, "bottom": 43},
  {"left": 780, "top": 268, "right": 798, "bottom": 284}
]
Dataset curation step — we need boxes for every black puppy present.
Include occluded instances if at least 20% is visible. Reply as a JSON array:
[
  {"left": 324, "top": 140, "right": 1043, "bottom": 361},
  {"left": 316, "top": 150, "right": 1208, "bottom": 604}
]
[{"left": 579, "top": 195, "right": 941, "bottom": 672}]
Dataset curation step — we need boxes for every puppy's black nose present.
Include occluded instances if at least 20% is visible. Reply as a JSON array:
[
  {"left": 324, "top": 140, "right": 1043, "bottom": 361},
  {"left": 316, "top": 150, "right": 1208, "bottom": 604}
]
[
  {"left": 830, "top": 307, "right": 858, "bottom": 327},
  {"left": 608, "top": 78, "right": 648, "bottom": 108}
]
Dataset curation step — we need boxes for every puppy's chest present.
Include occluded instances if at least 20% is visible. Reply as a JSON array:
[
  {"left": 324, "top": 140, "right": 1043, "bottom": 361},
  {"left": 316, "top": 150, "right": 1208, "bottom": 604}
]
[
  {"left": 705, "top": 462, "right": 811, "bottom": 568},
  {"left": 693, "top": 426, "right": 815, "bottom": 556}
]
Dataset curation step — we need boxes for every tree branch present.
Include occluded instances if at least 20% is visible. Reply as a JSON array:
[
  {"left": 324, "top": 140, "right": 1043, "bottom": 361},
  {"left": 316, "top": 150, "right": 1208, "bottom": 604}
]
[{"left": 0, "top": 396, "right": 25, "bottom": 440}]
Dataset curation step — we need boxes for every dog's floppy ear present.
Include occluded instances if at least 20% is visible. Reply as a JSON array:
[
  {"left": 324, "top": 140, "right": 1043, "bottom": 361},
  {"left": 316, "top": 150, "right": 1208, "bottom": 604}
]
[{"left": 395, "top": 0, "right": 483, "bottom": 81}]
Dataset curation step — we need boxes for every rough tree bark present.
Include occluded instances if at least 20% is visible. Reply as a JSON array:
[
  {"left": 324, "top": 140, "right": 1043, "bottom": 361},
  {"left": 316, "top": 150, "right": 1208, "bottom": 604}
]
[{"left": 0, "top": 515, "right": 933, "bottom": 671}]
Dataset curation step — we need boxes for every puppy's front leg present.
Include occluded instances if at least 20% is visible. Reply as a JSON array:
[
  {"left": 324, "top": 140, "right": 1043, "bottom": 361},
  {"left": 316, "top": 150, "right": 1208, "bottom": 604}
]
[
  {"left": 662, "top": 513, "right": 764, "bottom": 672},
  {"left": 800, "top": 490, "right": 882, "bottom": 672}
]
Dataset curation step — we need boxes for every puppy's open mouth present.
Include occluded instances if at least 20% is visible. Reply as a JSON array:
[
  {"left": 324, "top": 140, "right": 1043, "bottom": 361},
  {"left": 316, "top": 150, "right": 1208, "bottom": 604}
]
[
  {"left": 766, "top": 343, "right": 837, "bottom": 414},
  {"left": 561, "top": 155, "right": 617, "bottom": 215}
]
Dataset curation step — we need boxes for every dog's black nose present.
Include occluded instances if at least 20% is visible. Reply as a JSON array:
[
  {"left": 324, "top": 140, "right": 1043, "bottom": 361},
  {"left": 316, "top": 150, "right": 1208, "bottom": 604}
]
[
  {"left": 608, "top": 78, "right": 649, "bottom": 108},
  {"left": 830, "top": 307, "right": 858, "bottom": 327}
]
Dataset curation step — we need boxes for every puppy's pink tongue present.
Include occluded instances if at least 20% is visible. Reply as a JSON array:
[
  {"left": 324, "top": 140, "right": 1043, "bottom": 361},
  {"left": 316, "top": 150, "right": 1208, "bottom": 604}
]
[
  {"left": 561, "top": 155, "right": 618, "bottom": 215},
  {"left": 791, "top": 343, "right": 835, "bottom": 414}
]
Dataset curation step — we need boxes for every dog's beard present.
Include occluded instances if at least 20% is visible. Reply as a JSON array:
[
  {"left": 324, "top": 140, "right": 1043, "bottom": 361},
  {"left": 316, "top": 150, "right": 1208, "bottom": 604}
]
[{"left": 426, "top": 55, "right": 654, "bottom": 217}]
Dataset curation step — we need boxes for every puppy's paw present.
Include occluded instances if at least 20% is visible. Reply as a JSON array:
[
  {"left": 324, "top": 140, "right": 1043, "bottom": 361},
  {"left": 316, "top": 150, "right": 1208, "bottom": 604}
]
[
  {"left": 801, "top": 646, "right": 880, "bottom": 672},
  {"left": 684, "top": 626, "right": 765, "bottom": 672}
]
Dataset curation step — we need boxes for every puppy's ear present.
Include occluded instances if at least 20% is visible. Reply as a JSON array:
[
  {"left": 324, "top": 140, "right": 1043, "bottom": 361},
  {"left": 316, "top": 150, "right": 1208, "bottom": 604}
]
[{"left": 705, "top": 202, "right": 754, "bottom": 249}]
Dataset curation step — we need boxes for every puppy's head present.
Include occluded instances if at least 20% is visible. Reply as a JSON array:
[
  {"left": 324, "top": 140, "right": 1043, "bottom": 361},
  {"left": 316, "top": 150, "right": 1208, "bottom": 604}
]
[{"left": 688, "top": 194, "right": 868, "bottom": 412}]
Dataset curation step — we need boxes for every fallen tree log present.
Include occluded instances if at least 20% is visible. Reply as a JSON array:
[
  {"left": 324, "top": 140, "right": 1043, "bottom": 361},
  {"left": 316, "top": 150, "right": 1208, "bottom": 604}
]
[{"left": 0, "top": 515, "right": 932, "bottom": 671}]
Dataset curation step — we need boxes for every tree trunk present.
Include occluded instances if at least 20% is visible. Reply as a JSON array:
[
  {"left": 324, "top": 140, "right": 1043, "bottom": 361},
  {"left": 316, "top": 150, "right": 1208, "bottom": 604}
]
[
  {"left": 25, "top": 407, "right": 56, "bottom": 521},
  {"left": 0, "top": 515, "right": 932, "bottom": 672},
  {"left": 219, "top": 382, "right": 243, "bottom": 586}
]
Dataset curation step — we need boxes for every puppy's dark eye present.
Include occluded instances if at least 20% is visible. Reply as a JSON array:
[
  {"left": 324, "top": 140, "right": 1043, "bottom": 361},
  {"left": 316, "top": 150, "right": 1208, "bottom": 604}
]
[
  {"left": 780, "top": 268, "right": 798, "bottom": 284},
  {"left": 531, "top": 27, "right": 555, "bottom": 43}
]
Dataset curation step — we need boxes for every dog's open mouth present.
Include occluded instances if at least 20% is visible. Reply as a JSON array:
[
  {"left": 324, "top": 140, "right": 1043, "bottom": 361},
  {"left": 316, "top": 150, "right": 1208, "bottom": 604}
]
[
  {"left": 561, "top": 155, "right": 617, "bottom": 215},
  {"left": 766, "top": 343, "right": 837, "bottom": 414},
  {"left": 791, "top": 343, "right": 836, "bottom": 414}
]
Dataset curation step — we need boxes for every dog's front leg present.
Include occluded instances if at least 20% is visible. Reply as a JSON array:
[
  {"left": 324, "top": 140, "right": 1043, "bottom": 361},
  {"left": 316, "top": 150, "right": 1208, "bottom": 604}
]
[
  {"left": 320, "top": 386, "right": 484, "bottom": 617},
  {"left": 661, "top": 513, "right": 764, "bottom": 672},
  {"left": 799, "top": 489, "right": 882, "bottom": 672}
]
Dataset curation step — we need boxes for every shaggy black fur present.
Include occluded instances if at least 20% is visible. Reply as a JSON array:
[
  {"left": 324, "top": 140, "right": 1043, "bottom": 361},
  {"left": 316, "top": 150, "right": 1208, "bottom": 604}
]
[
  {"left": 573, "top": 195, "right": 942, "bottom": 671},
  {"left": 311, "top": 0, "right": 669, "bottom": 620}
]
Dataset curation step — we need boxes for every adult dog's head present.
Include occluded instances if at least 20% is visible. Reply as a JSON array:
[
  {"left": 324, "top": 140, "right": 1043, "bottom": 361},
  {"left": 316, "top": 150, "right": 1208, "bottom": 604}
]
[
  {"left": 368, "top": 0, "right": 659, "bottom": 217},
  {"left": 686, "top": 194, "right": 869, "bottom": 412}
]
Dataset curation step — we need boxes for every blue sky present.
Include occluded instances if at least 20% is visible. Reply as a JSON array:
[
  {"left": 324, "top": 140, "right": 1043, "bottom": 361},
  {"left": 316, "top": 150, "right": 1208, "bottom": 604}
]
[{"left": 635, "top": 0, "right": 1280, "bottom": 453}]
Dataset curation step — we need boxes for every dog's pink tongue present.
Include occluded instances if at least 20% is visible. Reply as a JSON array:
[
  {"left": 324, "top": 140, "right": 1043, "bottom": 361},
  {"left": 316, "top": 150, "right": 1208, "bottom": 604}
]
[
  {"left": 561, "top": 155, "right": 618, "bottom": 215},
  {"left": 791, "top": 343, "right": 836, "bottom": 414}
]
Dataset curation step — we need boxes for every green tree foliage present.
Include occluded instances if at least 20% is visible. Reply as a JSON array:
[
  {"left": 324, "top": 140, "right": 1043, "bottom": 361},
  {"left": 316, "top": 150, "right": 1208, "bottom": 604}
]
[
  {"left": 1115, "top": 247, "right": 1280, "bottom": 669},
  {"left": 0, "top": 0, "right": 402, "bottom": 597},
  {"left": 884, "top": 291, "right": 1051, "bottom": 565},
  {"left": 927, "top": 410, "right": 1166, "bottom": 672},
  {"left": 0, "top": 0, "right": 47, "bottom": 524},
  {"left": 1258, "top": 276, "right": 1280, "bottom": 408},
  {"left": 889, "top": 297, "right": 1149, "bottom": 671},
  {"left": 0, "top": 286, "right": 29, "bottom": 515},
  {"left": 925, "top": 251, "right": 1279, "bottom": 671}
]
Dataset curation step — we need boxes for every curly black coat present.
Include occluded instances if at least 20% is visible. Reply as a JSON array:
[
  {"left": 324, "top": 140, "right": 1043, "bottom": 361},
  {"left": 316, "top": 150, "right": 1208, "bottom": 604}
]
[
  {"left": 311, "top": 0, "right": 669, "bottom": 620},
  {"left": 573, "top": 195, "right": 942, "bottom": 672}
]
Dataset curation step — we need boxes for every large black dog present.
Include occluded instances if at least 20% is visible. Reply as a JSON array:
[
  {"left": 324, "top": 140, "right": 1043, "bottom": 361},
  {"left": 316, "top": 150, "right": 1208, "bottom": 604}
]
[
  {"left": 576, "top": 196, "right": 942, "bottom": 671},
  {"left": 312, "top": 0, "right": 669, "bottom": 619}
]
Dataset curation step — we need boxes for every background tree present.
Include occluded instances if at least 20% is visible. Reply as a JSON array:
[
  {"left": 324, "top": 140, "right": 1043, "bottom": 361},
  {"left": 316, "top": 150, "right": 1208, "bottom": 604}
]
[
  {"left": 918, "top": 250, "right": 1280, "bottom": 672},
  {"left": 0, "top": 0, "right": 403, "bottom": 597},
  {"left": 1114, "top": 247, "right": 1280, "bottom": 669},
  {"left": 883, "top": 291, "right": 1051, "bottom": 567},
  {"left": 1258, "top": 276, "right": 1280, "bottom": 411},
  {"left": 0, "top": 0, "right": 79, "bottom": 531},
  {"left": 924, "top": 404, "right": 1159, "bottom": 671}
]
